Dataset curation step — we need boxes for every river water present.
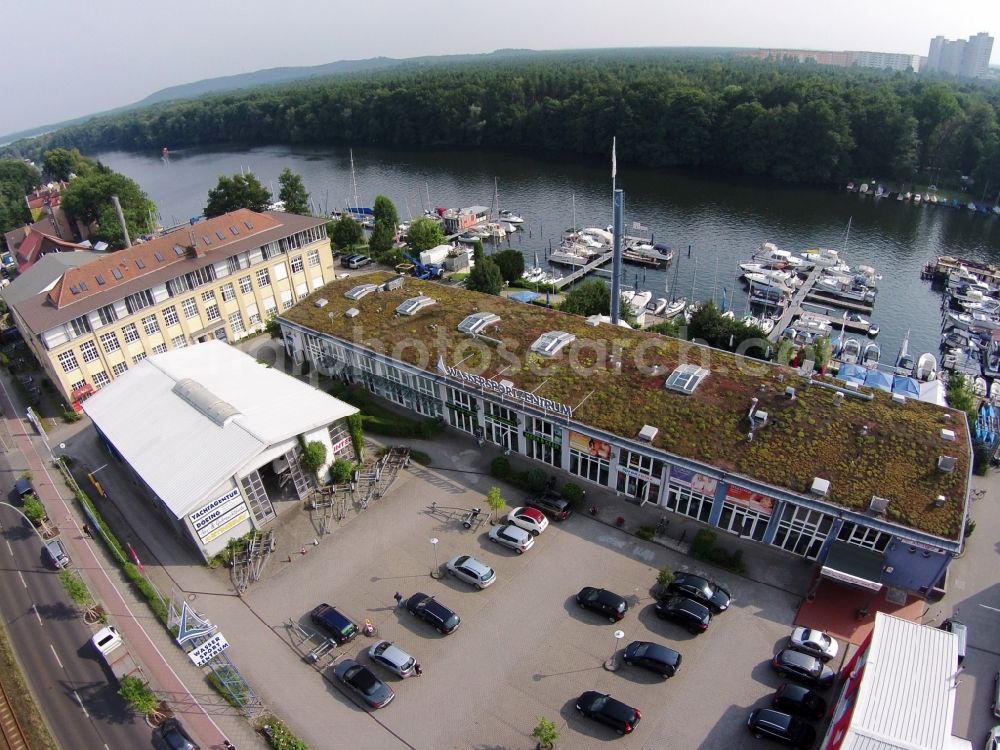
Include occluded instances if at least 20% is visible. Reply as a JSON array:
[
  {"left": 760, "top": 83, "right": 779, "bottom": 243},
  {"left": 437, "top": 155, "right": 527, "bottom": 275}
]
[{"left": 95, "top": 144, "right": 1000, "bottom": 362}]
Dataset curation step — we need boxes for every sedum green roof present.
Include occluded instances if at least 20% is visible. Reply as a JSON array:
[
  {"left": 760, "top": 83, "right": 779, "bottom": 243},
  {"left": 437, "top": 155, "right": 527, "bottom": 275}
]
[{"left": 283, "top": 272, "right": 970, "bottom": 540}]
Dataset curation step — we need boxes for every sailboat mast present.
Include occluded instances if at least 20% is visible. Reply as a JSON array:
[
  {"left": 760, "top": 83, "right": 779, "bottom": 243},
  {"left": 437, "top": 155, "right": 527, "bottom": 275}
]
[
  {"left": 842, "top": 216, "right": 852, "bottom": 255},
  {"left": 350, "top": 149, "right": 359, "bottom": 213}
]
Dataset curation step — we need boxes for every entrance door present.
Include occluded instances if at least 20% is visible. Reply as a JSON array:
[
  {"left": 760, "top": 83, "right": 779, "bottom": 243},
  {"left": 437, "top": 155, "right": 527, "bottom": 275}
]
[
  {"left": 241, "top": 471, "right": 275, "bottom": 524},
  {"left": 285, "top": 447, "right": 315, "bottom": 499}
]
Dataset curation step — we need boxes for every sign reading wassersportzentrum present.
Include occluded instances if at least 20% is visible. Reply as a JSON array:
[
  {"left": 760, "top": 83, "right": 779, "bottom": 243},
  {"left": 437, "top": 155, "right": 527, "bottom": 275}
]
[{"left": 189, "top": 486, "right": 251, "bottom": 543}]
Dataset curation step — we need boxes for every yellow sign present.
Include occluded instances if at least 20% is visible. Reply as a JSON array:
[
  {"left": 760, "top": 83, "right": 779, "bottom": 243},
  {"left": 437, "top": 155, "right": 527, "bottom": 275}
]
[{"left": 201, "top": 511, "right": 250, "bottom": 544}]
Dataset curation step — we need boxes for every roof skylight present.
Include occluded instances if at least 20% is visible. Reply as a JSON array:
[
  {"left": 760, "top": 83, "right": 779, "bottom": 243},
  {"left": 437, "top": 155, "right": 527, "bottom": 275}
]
[
  {"left": 530, "top": 331, "right": 576, "bottom": 357},
  {"left": 396, "top": 295, "right": 437, "bottom": 316},
  {"left": 345, "top": 284, "right": 378, "bottom": 300},
  {"left": 458, "top": 312, "right": 501, "bottom": 335},
  {"left": 665, "top": 364, "right": 710, "bottom": 394}
]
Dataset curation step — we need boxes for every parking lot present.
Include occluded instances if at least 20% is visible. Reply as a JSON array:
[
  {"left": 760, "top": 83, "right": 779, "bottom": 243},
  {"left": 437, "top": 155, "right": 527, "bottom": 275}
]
[{"left": 236, "top": 460, "right": 819, "bottom": 749}]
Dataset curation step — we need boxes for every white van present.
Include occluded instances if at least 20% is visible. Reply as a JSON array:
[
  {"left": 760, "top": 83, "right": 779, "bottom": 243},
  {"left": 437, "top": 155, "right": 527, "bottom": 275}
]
[{"left": 44, "top": 538, "right": 70, "bottom": 569}]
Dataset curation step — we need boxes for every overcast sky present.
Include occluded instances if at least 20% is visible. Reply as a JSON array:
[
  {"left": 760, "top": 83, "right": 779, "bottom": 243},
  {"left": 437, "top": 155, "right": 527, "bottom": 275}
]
[{"left": 1, "top": 0, "right": 996, "bottom": 137}]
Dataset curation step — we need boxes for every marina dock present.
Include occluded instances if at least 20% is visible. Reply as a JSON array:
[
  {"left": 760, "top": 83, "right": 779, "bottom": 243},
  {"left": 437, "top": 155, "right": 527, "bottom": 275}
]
[
  {"left": 797, "top": 308, "right": 873, "bottom": 334},
  {"left": 768, "top": 267, "right": 821, "bottom": 342},
  {"left": 803, "top": 290, "right": 874, "bottom": 313},
  {"left": 548, "top": 252, "right": 614, "bottom": 290}
]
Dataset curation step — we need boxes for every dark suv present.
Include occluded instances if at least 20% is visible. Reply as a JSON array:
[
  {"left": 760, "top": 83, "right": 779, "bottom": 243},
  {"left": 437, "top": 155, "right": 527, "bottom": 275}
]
[
  {"left": 747, "top": 708, "right": 816, "bottom": 748},
  {"left": 526, "top": 490, "right": 572, "bottom": 521},
  {"left": 666, "top": 572, "right": 732, "bottom": 612},
  {"left": 771, "top": 682, "right": 827, "bottom": 721},
  {"left": 310, "top": 603, "right": 359, "bottom": 644},
  {"left": 404, "top": 592, "right": 461, "bottom": 634},
  {"left": 654, "top": 595, "right": 711, "bottom": 634},
  {"left": 576, "top": 587, "right": 628, "bottom": 621},
  {"left": 622, "top": 641, "right": 682, "bottom": 678}
]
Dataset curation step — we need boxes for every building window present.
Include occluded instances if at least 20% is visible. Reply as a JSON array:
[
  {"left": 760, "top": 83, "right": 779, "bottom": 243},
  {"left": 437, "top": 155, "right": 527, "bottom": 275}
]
[
  {"left": 162, "top": 305, "right": 179, "bottom": 326},
  {"left": 132, "top": 352, "right": 147, "bottom": 365},
  {"left": 273, "top": 263, "right": 288, "bottom": 281},
  {"left": 771, "top": 505, "right": 833, "bottom": 560},
  {"left": 111, "top": 362, "right": 128, "bottom": 377},
  {"left": 69, "top": 315, "right": 91, "bottom": 337},
  {"left": 263, "top": 297, "right": 277, "bottom": 317},
  {"left": 70, "top": 379, "right": 87, "bottom": 393},
  {"left": 256, "top": 268, "right": 270, "bottom": 287},
  {"left": 171, "top": 335, "right": 187, "bottom": 349},
  {"left": 57, "top": 350, "right": 80, "bottom": 373},
  {"left": 228, "top": 312, "right": 245, "bottom": 334},
  {"left": 141, "top": 315, "right": 160, "bottom": 335},
  {"left": 97, "top": 304, "right": 118, "bottom": 327},
  {"left": 99, "top": 331, "right": 120, "bottom": 353},
  {"left": 205, "top": 304, "right": 221, "bottom": 322},
  {"left": 616, "top": 449, "right": 664, "bottom": 503},
  {"left": 837, "top": 522, "right": 892, "bottom": 552},
  {"left": 182, "top": 298, "right": 199, "bottom": 319},
  {"left": 664, "top": 475, "right": 715, "bottom": 523},
  {"left": 122, "top": 323, "right": 140, "bottom": 344},
  {"left": 445, "top": 387, "right": 478, "bottom": 434},
  {"left": 93, "top": 371, "right": 110, "bottom": 388},
  {"left": 413, "top": 375, "right": 441, "bottom": 418},
  {"left": 484, "top": 402, "right": 519, "bottom": 453},
  {"left": 220, "top": 283, "right": 236, "bottom": 301},
  {"left": 124, "top": 289, "right": 155, "bottom": 314},
  {"left": 239, "top": 275, "right": 252, "bottom": 294},
  {"left": 524, "top": 416, "right": 562, "bottom": 467},
  {"left": 308, "top": 249, "right": 320, "bottom": 268},
  {"left": 201, "top": 289, "right": 216, "bottom": 303},
  {"left": 248, "top": 310, "right": 262, "bottom": 325},
  {"left": 569, "top": 446, "right": 610, "bottom": 487},
  {"left": 151, "top": 343, "right": 167, "bottom": 355},
  {"left": 290, "top": 255, "right": 304, "bottom": 274},
  {"left": 80, "top": 340, "right": 99, "bottom": 363}
]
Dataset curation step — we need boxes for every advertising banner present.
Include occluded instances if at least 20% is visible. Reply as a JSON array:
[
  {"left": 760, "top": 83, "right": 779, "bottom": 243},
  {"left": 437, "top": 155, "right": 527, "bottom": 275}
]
[
  {"left": 568, "top": 431, "right": 612, "bottom": 460},
  {"left": 668, "top": 466, "right": 718, "bottom": 496},
  {"left": 725, "top": 485, "right": 775, "bottom": 515}
]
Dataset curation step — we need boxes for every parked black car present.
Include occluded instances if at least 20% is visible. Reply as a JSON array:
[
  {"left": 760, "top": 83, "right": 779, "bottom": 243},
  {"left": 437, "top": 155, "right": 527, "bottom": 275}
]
[
  {"left": 526, "top": 490, "right": 572, "bottom": 520},
  {"left": 576, "top": 587, "right": 628, "bottom": 622},
  {"left": 310, "top": 603, "right": 359, "bottom": 645},
  {"left": 771, "top": 649, "right": 836, "bottom": 690},
  {"left": 622, "top": 641, "right": 682, "bottom": 678},
  {"left": 158, "top": 718, "right": 199, "bottom": 750},
  {"left": 771, "top": 682, "right": 828, "bottom": 721},
  {"left": 404, "top": 592, "right": 461, "bottom": 634},
  {"left": 575, "top": 691, "right": 641, "bottom": 735},
  {"left": 332, "top": 659, "right": 395, "bottom": 709},
  {"left": 747, "top": 708, "right": 816, "bottom": 748},
  {"left": 666, "top": 572, "right": 732, "bottom": 612},
  {"left": 654, "top": 595, "right": 712, "bottom": 634}
]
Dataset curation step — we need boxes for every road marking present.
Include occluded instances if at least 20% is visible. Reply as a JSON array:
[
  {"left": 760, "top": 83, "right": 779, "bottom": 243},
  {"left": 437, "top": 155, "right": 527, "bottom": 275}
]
[
  {"left": 49, "top": 643, "right": 63, "bottom": 669},
  {"left": 979, "top": 604, "right": 1000, "bottom": 613},
  {"left": 4, "top": 540, "right": 11, "bottom": 556},
  {"left": 17, "top": 570, "right": 26, "bottom": 588},
  {"left": 32, "top": 603, "right": 41, "bottom": 624},
  {"left": 73, "top": 690, "right": 90, "bottom": 718}
]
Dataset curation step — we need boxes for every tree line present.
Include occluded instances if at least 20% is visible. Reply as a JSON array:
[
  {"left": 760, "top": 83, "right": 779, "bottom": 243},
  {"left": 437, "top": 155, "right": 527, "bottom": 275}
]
[{"left": 3, "top": 53, "right": 999, "bottom": 194}]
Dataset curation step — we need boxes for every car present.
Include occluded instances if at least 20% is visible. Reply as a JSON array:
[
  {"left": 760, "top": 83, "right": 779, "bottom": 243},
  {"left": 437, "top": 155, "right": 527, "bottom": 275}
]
[
  {"left": 310, "top": 603, "right": 359, "bottom": 644},
  {"left": 158, "top": 717, "right": 200, "bottom": 750},
  {"left": 487, "top": 523, "right": 534, "bottom": 554},
  {"left": 332, "top": 659, "right": 395, "bottom": 709},
  {"left": 788, "top": 627, "right": 839, "bottom": 662},
  {"left": 340, "top": 253, "right": 362, "bottom": 268},
  {"left": 404, "top": 592, "right": 461, "bottom": 634},
  {"left": 771, "top": 649, "right": 836, "bottom": 690},
  {"left": 347, "top": 255, "right": 372, "bottom": 269},
  {"left": 747, "top": 708, "right": 816, "bottom": 749},
  {"left": 445, "top": 554, "right": 497, "bottom": 589},
  {"left": 988, "top": 725, "right": 1000, "bottom": 750},
  {"left": 367, "top": 640, "right": 416, "bottom": 678},
  {"left": 575, "top": 691, "right": 641, "bottom": 735},
  {"left": 654, "top": 595, "right": 711, "bottom": 634},
  {"left": 666, "top": 572, "right": 732, "bottom": 613},
  {"left": 506, "top": 506, "right": 549, "bottom": 536},
  {"left": 771, "top": 682, "right": 828, "bottom": 721},
  {"left": 14, "top": 477, "right": 34, "bottom": 502},
  {"left": 622, "top": 640, "right": 682, "bottom": 678},
  {"left": 526, "top": 490, "right": 572, "bottom": 520},
  {"left": 43, "top": 538, "right": 70, "bottom": 569},
  {"left": 576, "top": 587, "right": 628, "bottom": 622}
]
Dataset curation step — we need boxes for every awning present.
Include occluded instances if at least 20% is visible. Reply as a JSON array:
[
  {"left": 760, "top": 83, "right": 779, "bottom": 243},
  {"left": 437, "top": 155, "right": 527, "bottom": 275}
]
[
  {"left": 508, "top": 291, "right": 539, "bottom": 304},
  {"left": 892, "top": 376, "right": 920, "bottom": 398},
  {"left": 820, "top": 541, "right": 884, "bottom": 591},
  {"left": 863, "top": 369, "right": 892, "bottom": 392},
  {"left": 836, "top": 363, "right": 867, "bottom": 385}
]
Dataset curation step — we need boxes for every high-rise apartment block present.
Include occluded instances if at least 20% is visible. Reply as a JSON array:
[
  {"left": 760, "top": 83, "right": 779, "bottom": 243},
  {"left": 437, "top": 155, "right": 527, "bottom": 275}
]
[{"left": 925, "top": 32, "right": 993, "bottom": 78}]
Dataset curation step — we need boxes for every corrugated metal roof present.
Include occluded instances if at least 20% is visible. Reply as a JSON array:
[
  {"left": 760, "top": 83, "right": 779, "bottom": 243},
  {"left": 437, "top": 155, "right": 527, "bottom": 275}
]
[
  {"left": 84, "top": 341, "right": 358, "bottom": 518},
  {"left": 840, "top": 612, "right": 969, "bottom": 750}
]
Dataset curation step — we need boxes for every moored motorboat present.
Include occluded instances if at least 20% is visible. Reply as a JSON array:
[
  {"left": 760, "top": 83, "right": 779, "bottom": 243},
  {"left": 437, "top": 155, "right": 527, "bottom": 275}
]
[
  {"left": 499, "top": 210, "right": 524, "bottom": 224},
  {"left": 915, "top": 352, "right": 937, "bottom": 381},
  {"left": 863, "top": 342, "right": 881, "bottom": 369},
  {"left": 647, "top": 297, "right": 668, "bottom": 315},
  {"left": 662, "top": 298, "right": 687, "bottom": 319},
  {"left": 628, "top": 290, "right": 653, "bottom": 316},
  {"left": 841, "top": 338, "right": 861, "bottom": 365}
]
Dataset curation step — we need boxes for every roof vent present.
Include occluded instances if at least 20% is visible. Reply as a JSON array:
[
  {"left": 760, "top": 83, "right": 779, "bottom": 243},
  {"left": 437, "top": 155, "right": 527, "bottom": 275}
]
[
  {"left": 172, "top": 378, "right": 241, "bottom": 426},
  {"left": 637, "top": 424, "right": 659, "bottom": 442},
  {"left": 384, "top": 276, "right": 405, "bottom": 291},
  {"left": 785, "top": 386, "right": 796, "bottom": 400},
  {"left": 751, "top": 410, "right": 769, "bottom": 429},
  {"left": 940, "top": 429, "right": 956, "bottom": 442},
  {"left": 934, "top": 495, "right": 947, "bottom": 508},
  {"left": 396, "top": 295, "right": 437, "bottom": 316},
  {"left": 891, "top": 393, "right": 906, "bottom": 405},
  {"left": 844, "top": 381, "right": 859, "bottom": 391},
  {"left": 585, "top": 315, "right": 602, "bottom": 327},
  {"left": 810, "top": 477, "right": 830, "bottom": 497},
  {"left": 345, "top": 284, "right": 378, "bottom": 300},
  {"left": 869, "top": 495, "right": 890, "bottom": 516},
  {"left": 314, "top": 298, "right": 329, "bottom": 309},
  {"left": 499, "top": 379, "right": 514, "bottom": 389},
  {"left": 937, "top": 456, "right": 957, "bottom": 473},
  {"left": 665, "top": 364, "right": 710, "bottom": 394},
  {"left": 530, "top": 331, "right": 576, "bottom": 358},
  {"left": 833, "top": 392, "right": 844, "bottom": 406},
  {"left": 345, "top": 307, "right": 360, "bottom": 318},
  {"left": 458, "top": 311, "right": 501, "bottom": 335}
]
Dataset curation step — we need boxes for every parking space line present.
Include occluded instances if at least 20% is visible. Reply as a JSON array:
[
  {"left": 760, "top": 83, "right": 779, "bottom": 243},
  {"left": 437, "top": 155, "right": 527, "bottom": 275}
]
[
  {"left": 5, "top": 540, "right": 11, "bottom": 556},
  {"left": 17, "top": 570, "right": 25, "bottom": 588},
  {"left": 31, "top": 603, "right": 41, "bottom": 625},
  {"left": 49, "top": 643, "right": 63, "bottom": 669}
]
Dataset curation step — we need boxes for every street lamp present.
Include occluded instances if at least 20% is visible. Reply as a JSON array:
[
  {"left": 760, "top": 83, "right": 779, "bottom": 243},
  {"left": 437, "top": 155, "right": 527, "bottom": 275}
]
[
  {"left": 605, "top": 629, "right": 625, "bottom": 671},
  {"left": 429, "top": 537, "right": 440, "bottom": 578}
]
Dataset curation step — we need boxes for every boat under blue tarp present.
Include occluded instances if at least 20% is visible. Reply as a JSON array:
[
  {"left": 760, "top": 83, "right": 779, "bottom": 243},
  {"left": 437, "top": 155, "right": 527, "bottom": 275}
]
[
  {"left": 508, "top": 291, "right": 539, "bottom": 304},
  {"left": 891, "top": 376, "right": 920, "bottom": 398},
  {"left": 863, "top": 370, "right": 892, "bottom": 392},
  {"left": 836, "top": 363, "right": 867, "bottom": 385}
]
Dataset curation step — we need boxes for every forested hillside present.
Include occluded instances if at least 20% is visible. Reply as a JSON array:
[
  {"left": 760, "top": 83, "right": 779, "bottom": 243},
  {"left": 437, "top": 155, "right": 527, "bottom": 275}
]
[{"left": 4, "top": 54, "right": 999, "bottom": 191}]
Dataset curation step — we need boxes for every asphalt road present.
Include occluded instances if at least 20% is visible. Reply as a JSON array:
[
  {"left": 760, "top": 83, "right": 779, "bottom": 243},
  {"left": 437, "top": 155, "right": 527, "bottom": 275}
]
[{"left": 0, "top": 455, "right": 153, "bottom": 748}]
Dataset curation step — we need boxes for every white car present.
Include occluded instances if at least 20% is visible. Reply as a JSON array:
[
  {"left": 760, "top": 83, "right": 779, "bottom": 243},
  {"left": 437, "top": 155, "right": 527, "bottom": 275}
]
[
  {"left": 507, "top": 506, "right": 549, "bottom": 536},
  {"left": 788, "top": 627, "right": 839, "bottom": 662},
  {"left": 445, "top": 554, "right": 497, "bottom": 589},
  {"left": 367, "top": 640, "right": 416, "bottom": 678},
  {"left": 488, "top": 523, "right": 534, "bottom": 554},
  {"left": 987, "top": 725, "right": 1000, "bottom": 750}
]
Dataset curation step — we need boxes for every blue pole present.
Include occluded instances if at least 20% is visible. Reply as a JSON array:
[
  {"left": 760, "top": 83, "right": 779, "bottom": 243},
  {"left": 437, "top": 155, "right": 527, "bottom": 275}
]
[{"left": 611, "top": 189, "right": 624, "bottom": 324}]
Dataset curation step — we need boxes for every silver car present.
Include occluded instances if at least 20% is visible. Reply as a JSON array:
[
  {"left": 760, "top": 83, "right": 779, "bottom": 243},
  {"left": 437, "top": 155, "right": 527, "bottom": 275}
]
[
  {"left": 367, "top": 640, "right": 416, "bottom": 678},
  {"left": 445, "top": 554, "right": 497, "bottom": 589},
  {"left": 487, "top": 523, "right": 534, "bottom": 554}
]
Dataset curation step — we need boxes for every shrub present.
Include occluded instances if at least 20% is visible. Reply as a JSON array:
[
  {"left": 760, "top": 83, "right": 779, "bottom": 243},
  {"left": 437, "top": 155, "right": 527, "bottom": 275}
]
[
  {"left": 346, "top": 414, "right": 365, "bottom": 460},
  {"left": 62, "top": 409, "right": 82, "bottom": 423},
  {"left": 656, "top": 565, "right": 674, "bottom": 588},
  {"left": 561, "top": 482, "right": 585, "bottom": 507},
  {"left": 299, "top": 440, "right": 327, "bottom": 474},
  {"left": 207, "top": 667, "right": 250, "bottom": 709},
  {"left": 965, "top": 518, "right": 976, "bottom": 538},
  {"left": 690, "top": 529, "right": 717, "bottom": 559},
  {"left": 58, "top": 570, "right": 93, "bottom": 608},
  {"left": 973, "top": 444, "right": 989, "bottom": 475},
  {"left": 329, "top": 458, "right": 356, "bottom": 484},
  {"left": 257, "top": 714, "right": 310, "bottom": 750},
  {"left": 636, "top": 525, "right": 655, "bottom": 541},
  {"left": 523, "top": 468, "right": 548, "bottom": 492},
  {"left": 489, "top": 456, "right": 511, "bottom": 479},
  {"left": 531, "top": 717, "right": 560, "bottom": 749},
  {"left": 123, "top": 562, "right": 168, "bottom": 624},
  {"left": 118, "top": 676, "right": 158, "bottom": 715},
  {"left": 22, "top": 496, "right": 45, "bottom": 526}
]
